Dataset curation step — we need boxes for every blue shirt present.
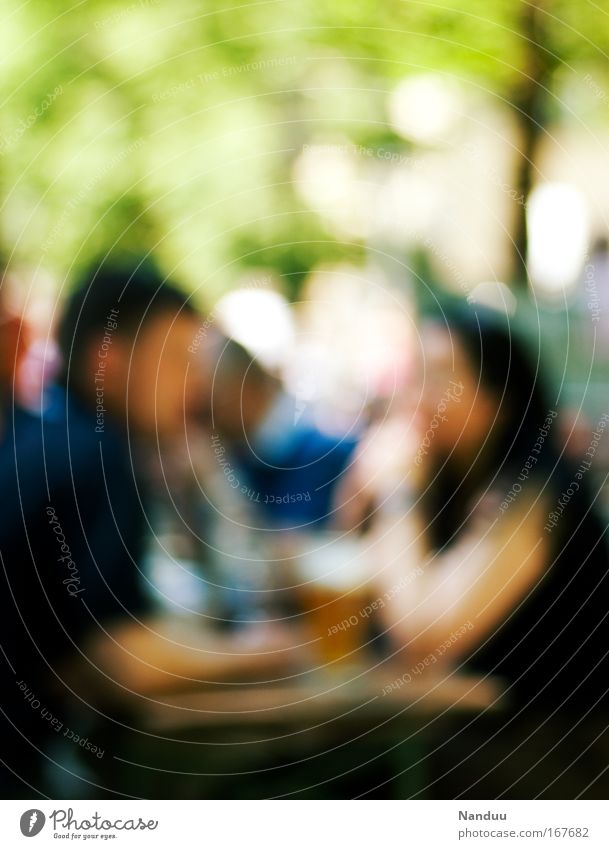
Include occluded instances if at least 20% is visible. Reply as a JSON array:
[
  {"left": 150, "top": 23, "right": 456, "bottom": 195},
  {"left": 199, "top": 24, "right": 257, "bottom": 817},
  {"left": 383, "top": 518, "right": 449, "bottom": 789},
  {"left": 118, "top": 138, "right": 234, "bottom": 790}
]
[
  {"left": 0, "top": 391, "right": 150, "bottom": 783},
  {"left": 233, "top": 395, "right": 358, "bottom": 528}
]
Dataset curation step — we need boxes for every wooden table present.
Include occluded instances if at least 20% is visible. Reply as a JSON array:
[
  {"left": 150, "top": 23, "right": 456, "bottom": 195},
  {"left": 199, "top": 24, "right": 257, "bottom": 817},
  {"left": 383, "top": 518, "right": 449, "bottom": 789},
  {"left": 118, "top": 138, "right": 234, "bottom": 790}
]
[
  {"left": 97, "top": 665, "right": 505, "bottom": 798},
  {"left": 143, "top": 664, "right": 504, "bottom": 731}
]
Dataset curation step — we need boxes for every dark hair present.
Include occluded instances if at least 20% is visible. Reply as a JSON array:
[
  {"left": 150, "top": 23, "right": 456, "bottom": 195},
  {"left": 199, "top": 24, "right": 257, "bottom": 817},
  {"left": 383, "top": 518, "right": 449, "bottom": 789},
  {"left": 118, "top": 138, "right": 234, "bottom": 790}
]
[
  {"left": 211, "top": 335, "right": 274, "bottom": 386},
  {"left": 420, "top": 303, "right": 560, "bottom": 548},
  {"left": 440, "top": 304, "right": 557, "bottom": 473},
  {"left": 58, "top": 256, "right": 196, "bottom": 392}
]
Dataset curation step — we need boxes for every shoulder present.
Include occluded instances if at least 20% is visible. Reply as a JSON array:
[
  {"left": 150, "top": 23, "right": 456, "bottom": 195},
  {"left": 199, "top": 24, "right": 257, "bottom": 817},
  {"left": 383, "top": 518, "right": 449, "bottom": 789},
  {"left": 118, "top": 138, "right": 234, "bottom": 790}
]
[
  {"left": 44, "top": 386, "right": 125, "bottom": 461},
  {"left": 32, "top": 389, "right": 130, "bottom": 508}
]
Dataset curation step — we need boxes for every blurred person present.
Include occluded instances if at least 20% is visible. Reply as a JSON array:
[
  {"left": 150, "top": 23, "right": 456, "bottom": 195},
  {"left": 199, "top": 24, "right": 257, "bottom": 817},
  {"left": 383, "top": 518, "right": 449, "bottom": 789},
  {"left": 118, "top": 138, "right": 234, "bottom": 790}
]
[
  {"left": 208, "top": 334, "right": 358, "bottom": 528},
  {"left": 0, "top": 258, "right": 301, "bottom": 798},
  {"left": 349, "top": 303, "right": 609, "bottom": 797},
  {"left": 0, "top": 276, "right": 27, "bottom": 399}
]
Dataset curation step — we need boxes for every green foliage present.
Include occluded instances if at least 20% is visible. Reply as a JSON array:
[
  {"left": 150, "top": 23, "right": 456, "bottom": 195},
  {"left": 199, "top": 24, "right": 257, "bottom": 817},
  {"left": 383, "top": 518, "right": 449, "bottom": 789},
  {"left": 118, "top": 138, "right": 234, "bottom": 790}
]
[{"left": 1, "top": 0, "right": 608, "bottom": 301}]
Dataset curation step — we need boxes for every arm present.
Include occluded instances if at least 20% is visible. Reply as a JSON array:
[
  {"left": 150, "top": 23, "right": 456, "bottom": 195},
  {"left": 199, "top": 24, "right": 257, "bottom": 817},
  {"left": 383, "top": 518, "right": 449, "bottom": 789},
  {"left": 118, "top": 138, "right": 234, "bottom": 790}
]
[
  {"left": 369, "top": 491, "right": 550, "bottom": 663},
  {"left": 66, "top": 618, "right": 305, "bottom": 703},
  {"left": 332, "top": 417, "right": 420, "bottom": 533}
]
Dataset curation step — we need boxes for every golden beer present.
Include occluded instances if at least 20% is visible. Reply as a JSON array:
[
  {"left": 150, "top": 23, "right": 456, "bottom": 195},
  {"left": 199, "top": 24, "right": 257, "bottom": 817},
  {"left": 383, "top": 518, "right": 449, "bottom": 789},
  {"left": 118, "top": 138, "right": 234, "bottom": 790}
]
[{"left": 295, "top": 533, "right": 372, "bottom": 664}]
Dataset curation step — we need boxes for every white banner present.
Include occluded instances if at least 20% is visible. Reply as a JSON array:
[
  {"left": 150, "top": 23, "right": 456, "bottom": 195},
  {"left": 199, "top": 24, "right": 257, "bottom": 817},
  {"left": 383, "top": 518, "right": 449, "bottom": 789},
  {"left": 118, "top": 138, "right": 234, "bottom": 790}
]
[{"left": 2, "top": 800, "right": 609, "bottom": 848}]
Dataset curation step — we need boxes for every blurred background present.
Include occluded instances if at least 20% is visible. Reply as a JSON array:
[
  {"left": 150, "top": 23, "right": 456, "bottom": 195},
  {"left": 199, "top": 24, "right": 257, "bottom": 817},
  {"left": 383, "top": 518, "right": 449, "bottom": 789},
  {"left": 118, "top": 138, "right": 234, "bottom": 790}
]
[{"left": 3, "top": 0, "right": 609, "bottom": 426}]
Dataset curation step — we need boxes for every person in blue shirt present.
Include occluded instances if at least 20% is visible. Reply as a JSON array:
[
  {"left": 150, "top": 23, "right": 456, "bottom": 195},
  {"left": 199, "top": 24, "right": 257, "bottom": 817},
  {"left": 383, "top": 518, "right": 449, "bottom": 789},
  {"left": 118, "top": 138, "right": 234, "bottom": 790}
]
[{"left": 0, "top": 258, "right": 300, "bottom": 798}]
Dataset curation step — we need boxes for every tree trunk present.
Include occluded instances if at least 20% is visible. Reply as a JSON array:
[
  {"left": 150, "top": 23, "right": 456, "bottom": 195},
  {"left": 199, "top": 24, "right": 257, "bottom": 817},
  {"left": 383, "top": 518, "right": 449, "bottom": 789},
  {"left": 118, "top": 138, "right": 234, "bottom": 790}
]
[{"left": 510, "top": 0, "right": 554, "bottom": 289}]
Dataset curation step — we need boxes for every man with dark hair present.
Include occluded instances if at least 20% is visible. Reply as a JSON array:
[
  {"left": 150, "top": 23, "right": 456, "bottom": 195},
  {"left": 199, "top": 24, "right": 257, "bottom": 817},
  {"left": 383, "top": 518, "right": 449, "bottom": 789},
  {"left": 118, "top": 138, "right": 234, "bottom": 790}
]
[
  {"left": 56, "top": 256, "right": 204, "bottom": 437},
  {"left": 0, "top": 257, "right": 298, "bottom": 798}
]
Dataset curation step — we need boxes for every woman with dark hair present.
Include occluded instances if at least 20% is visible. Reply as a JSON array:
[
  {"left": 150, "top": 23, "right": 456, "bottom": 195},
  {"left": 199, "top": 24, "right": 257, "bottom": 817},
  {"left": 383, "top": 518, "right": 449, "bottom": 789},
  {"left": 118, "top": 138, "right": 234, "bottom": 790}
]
[{"left": 360, "top": 303, "right": 609, "bottom": 797}]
